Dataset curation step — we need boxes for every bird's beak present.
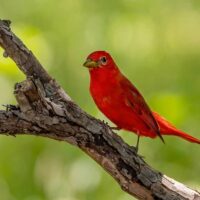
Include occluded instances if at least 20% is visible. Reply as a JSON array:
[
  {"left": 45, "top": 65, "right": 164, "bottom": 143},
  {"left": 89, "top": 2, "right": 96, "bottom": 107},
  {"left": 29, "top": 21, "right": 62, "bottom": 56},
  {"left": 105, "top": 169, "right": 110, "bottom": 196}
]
[{"left": 83, "top": 59, "right": 98, "bottom": 68}]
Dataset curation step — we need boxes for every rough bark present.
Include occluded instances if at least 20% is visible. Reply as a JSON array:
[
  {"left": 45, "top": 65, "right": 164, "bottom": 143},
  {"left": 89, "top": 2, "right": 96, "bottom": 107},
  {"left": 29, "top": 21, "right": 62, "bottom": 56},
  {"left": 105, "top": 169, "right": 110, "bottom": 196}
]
[{"left": 0, "top": 19, "right": 199, "bottom": 200}]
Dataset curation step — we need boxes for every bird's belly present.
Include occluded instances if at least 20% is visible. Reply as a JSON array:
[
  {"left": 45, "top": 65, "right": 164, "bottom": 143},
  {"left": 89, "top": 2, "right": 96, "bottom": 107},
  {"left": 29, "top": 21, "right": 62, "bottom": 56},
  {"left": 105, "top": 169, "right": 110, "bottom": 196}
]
[{"left": 94, "top": 95, "right": 155, "bottom": 137}]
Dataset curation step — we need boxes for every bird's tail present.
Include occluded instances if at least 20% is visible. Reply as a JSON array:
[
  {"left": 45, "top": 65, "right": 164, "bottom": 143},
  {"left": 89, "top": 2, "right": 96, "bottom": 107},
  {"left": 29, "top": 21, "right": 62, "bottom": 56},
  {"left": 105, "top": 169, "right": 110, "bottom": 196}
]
[{"left": 153, "top": 112, "right": 200, "bottom": 144}]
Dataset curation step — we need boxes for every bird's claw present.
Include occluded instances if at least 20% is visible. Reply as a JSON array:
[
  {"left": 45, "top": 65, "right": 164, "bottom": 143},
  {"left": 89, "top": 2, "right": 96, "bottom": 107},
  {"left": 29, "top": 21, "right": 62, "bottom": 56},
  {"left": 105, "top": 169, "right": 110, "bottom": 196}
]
[
  {"left": 102, "top": 120, "right": 109, "bottom": 126},
  {"left": 3, "top": 104, "right": 19, "bottom": 111},
  {"left": 110, "top": 126, "right": 121, "bottom": 130}
]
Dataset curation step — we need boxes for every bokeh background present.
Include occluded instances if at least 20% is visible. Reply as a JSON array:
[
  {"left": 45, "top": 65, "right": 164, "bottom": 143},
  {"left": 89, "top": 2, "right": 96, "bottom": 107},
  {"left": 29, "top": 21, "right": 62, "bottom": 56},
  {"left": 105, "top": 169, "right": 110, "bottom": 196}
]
[{"left": 0, "top": 0, "right": 200, "bottom": 199}]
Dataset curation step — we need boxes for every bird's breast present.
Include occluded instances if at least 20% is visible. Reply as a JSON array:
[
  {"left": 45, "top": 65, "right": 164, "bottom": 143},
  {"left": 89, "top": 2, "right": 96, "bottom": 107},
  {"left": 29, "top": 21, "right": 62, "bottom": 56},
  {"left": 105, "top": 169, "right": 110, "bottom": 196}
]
[{"left": 90, "top": 78, "right": 126, "bottom": 123}]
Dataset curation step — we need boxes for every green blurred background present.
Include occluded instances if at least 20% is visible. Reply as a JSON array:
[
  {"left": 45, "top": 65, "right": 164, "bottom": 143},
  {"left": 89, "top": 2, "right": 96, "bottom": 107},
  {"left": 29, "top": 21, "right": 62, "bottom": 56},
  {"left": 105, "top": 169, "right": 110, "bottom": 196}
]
[{"left": 0, "top": 0, "right": 200, "bottom": 199}]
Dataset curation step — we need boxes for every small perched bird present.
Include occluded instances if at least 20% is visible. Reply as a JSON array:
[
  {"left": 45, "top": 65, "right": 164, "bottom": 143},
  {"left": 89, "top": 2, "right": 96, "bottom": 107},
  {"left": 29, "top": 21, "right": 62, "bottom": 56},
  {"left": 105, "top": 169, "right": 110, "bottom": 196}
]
[{"left": 83, "top": 51, "right": 200, "bottom": 151}]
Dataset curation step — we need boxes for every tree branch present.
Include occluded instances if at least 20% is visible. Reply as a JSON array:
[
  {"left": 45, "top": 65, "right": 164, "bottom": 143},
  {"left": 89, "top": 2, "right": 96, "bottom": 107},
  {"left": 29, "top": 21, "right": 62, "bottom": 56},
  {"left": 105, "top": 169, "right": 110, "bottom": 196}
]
[{"left": 0, "top": 19, "right": 199, "bottom": 200}]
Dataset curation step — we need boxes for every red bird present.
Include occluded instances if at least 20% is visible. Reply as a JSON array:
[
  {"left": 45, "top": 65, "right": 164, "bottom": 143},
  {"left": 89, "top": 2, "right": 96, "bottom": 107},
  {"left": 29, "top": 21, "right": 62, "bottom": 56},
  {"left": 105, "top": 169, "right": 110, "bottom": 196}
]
[{"left": 83, "top": 51, "right": 200, "bottom": 151}]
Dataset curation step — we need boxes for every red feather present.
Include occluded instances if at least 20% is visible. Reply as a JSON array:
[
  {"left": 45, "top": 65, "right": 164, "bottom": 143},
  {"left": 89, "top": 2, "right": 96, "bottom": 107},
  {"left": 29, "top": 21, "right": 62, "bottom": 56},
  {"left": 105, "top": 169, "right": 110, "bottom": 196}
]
[
  {"left": 84, "top": 51, "right": 200, "bottom": 145},
  {"left": 153, "top": 112, "right": 200, "bottom": 144}
]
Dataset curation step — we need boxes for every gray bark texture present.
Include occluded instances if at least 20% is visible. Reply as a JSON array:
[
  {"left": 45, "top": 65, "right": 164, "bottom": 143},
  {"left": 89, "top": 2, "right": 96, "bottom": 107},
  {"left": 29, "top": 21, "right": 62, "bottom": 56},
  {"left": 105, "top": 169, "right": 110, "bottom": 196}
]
[{"left": 0, "top": 19, "right": 199, "bottom": 200}]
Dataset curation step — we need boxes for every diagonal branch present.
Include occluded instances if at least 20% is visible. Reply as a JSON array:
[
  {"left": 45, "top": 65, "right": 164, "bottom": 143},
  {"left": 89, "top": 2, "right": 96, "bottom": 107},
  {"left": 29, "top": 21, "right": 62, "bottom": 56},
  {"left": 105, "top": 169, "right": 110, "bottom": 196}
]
[{"left": 0, "top": 19, "right": 199, "bottom": 200}]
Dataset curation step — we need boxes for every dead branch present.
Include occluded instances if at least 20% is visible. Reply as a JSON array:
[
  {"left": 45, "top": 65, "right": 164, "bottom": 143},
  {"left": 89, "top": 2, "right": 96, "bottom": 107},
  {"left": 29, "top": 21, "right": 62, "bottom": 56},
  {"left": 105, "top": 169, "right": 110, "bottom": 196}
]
[{"left": 0, "top": 19, "right": 199, "bottom": 200}]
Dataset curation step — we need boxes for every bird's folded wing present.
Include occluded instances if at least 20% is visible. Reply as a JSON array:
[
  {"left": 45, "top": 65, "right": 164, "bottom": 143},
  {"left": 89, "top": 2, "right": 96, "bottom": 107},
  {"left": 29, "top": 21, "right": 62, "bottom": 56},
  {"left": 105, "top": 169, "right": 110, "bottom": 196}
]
[{"left": 120, "top": 76, "right": 164, "bottom": 141}]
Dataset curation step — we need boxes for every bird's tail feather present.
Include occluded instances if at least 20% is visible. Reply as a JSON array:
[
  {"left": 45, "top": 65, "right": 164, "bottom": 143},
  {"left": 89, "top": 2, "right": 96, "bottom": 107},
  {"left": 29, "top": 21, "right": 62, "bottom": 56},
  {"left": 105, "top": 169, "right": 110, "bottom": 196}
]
[{"left": 153, "top": 112, "right": 200, "bottom": 144}]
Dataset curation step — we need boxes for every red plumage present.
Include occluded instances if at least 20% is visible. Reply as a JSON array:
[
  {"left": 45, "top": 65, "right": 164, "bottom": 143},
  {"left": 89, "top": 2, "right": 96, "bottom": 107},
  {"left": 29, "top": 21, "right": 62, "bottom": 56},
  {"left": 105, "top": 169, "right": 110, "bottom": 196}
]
[
  {"left": 153, "top": 112, "right": 200, "bottom": 144},
  {"left": 83, "top": 51, "right": 200, "bottom": 145}
]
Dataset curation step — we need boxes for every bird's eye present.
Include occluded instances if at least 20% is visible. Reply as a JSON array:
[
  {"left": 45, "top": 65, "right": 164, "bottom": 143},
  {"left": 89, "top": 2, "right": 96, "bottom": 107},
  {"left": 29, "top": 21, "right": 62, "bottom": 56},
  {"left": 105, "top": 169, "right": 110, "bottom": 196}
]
[{"left": 100, "top": 56, "right": 107, "bottom": 65}]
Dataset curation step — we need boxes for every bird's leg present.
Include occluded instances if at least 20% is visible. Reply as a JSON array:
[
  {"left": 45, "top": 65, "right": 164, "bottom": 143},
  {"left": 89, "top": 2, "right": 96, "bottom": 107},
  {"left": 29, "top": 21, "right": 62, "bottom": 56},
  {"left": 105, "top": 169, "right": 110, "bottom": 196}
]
[
  {"left": 135, "top": 134, "right": 140, "bottom": 153},
  {"left": 110, "top": 126, "right": 121, "bottom": 130}
]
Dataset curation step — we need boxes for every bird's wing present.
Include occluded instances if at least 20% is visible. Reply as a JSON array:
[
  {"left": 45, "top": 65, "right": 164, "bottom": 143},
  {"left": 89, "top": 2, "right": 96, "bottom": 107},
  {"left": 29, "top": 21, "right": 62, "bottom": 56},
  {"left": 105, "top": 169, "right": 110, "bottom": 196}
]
[{"left": 120, "top": 76, "right": 164, "bottom": 142}]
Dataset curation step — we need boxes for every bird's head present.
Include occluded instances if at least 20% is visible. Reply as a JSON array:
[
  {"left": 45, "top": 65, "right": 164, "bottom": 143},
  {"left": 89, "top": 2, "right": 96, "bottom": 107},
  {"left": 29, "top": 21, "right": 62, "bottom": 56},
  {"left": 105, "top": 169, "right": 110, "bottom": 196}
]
[{"left": 83, "top": 51, "right": 118, "bottom": 71}]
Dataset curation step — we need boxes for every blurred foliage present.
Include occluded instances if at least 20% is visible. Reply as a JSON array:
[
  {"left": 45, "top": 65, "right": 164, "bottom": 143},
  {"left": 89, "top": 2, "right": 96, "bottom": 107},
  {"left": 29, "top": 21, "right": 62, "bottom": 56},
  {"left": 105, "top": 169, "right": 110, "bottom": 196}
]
[{"left": 0, "top": 0, "right": 200, "bottom": 199}]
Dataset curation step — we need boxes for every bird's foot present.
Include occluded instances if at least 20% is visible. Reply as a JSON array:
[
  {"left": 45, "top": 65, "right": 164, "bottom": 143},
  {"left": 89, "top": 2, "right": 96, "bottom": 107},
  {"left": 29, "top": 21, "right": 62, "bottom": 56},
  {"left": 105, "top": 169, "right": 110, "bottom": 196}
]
[
  {"left": 110, "top": 126, "right": 121, "bottom": 130},
  {"left": 3, "top": 104, "right": 19, "bottom": 111},
  {"left": 102, "top": 120, "right": 109, "bottom": 126},
  {"left": 133, "top": 146, "right": 145, "bottom": 159}
]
